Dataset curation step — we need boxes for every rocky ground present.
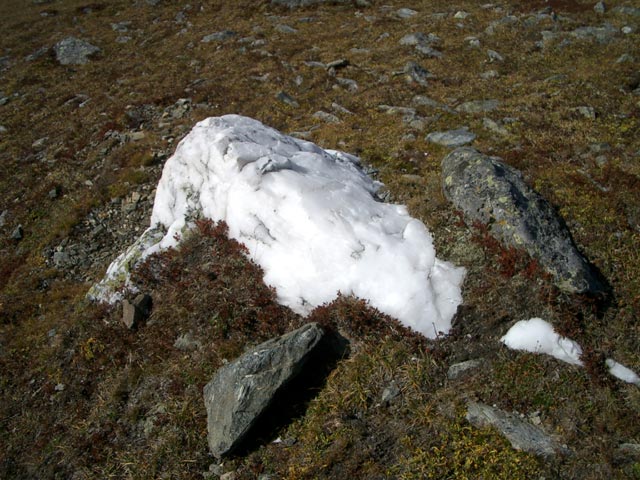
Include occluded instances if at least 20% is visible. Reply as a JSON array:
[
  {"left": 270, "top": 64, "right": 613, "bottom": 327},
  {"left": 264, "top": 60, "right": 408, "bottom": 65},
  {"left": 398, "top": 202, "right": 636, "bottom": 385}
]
[{"left": 1, "top": 0, "right": 639, "bottom": 478}]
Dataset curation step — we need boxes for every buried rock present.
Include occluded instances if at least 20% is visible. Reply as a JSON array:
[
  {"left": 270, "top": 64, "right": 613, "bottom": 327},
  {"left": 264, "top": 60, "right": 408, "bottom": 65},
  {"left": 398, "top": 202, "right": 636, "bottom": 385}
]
[
  {"left": 203, "top": 323, "right": 348, "bottom": 458},
  {"left": 442, "top": 147, "right": 606, "bottom": 295}
]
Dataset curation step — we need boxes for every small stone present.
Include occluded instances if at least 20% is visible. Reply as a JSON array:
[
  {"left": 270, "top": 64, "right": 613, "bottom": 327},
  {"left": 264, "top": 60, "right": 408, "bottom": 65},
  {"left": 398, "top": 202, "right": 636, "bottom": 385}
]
[
  {"left": 335, "top": 77, "right": 358, "bottom": 92},
  {"left": 54, "top": 37, "right": 100, "bottom": 65},
  {"left": 326, "top": 59, "right": 349, "bottom": 70},
  {"left": 129, "top": 131, "right": 146, "bottom": 141},
  {"left": 616, "top": 54, "right": 634, "bottom": 63},
  {"left": 426, "top": 128, "right": 476, "bottom": 147},
  {"left": 456, "top": 99, "right": 499, "bottom": 113},
  {"left": 32, "top": 137, "right": 48, "bottom": 150},
  {"left": 276, "top": 91, "right": 299, "bottom": 108},
  {"left": 111, "top": 21, "right": 131, "bottom": 32},
  {"left": 465, "top": 36, "right": 480, "bottom": 48},
  {"left": 416, "top": 44, "right": 442, "bottom": 58},
  {"left": 399, "top": 32, "right": 440, "bottom": 47},
  {"left": 312, "top": 111, "right": 340, "bottom": 123},
  {"left": 11, "top": 225, "right": 23, "bottom": 241},
  {"left": 573, "top": 106, "right": 597, "bottom": 120},
  {"left": 174, "top": 331, "right": 202, "bottom": 351},
  {"left": 381, "top": 381, "right": 400, "bottom": 405},
  {"left": 275, "top": 24, "right": 297, "bottom": 34},
  {"left": 48, "top": 187, "right": 60, "bottom": 199},
  {"left": 480, "top": 70, "right": 499, "bottom": 80},
  {"left": 453, "top": 11, "right": 469, "bottom": 19},
  {"left": 594, "top": 1, "right": 606, "bottom": 13},
  {"left": 0, "top": 210, "right": 7, "bottom": 228},
  {"left": 487, "top": 49, "right": 504, "bottom": 62},
  {"left": 396, "top": 8, "right": 417, "bottom": 19},
  {"left": 201, "top": 30, "right": 236, "bottom": 43},
  {"left": 53, "top": 251, "right": 71, "bottom": 267},
  {"left": 54, "top": 383, "right": 65, "bottom": 392},
  {"left": 622, "top": 26, "right": 635, "bottom": 34},
  {"left": 613, "top": 6, "right": 640, "bottom": 17},
  {"left": 0, "top": 125, "right": 7, "bottom": 134},
  {"left": 448, "top": 359, "right": 483, "bottom": 380},
  {"left": 122, "top": 293, "right": 152, "bottom": 329},
  {"left": 404, "top": 61, "right": 434, "bottom": 86},
  {"left": 482, "top": 117, "right": 510, "bottom": 137},
  {"left": 220, "top": 473, "right": 236, "bottom": 480}
]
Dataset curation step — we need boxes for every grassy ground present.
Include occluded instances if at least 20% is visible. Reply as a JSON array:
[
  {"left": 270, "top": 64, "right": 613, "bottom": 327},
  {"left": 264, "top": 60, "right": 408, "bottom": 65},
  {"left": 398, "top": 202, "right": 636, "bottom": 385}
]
[{"left": 1, "top": 0, "right": 639, "bottom": 478}]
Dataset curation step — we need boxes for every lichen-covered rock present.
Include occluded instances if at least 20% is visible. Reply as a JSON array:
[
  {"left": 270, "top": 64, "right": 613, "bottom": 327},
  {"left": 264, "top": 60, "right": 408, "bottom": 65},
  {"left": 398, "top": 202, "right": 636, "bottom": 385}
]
[
  {"left": 53, "top": 37, "right": 100, "bottom": 65},
  {"left": 442, "top": 147, "right": 605, "bottom": 295},
  {"left": 203, "top": 323, "right": 334, "bottom": 458}
]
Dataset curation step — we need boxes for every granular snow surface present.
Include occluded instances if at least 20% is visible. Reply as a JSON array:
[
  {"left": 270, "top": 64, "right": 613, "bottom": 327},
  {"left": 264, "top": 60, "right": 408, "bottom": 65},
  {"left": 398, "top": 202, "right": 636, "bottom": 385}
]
[{"left": 90, "top": 115, "right": 465, "bottom": 338}]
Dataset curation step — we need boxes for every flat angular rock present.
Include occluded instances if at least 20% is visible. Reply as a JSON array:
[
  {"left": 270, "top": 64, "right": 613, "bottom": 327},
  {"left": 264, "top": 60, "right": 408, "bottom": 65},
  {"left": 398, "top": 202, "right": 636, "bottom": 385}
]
[
  {"left": 426, "top": 128, "right": 476, "bottom": 147},
  {"left": 54, "top": 37, "right": 100, "bottom": 65},
  {"left": 456, "top": 99, "right": 499, "bottom": 114},
  {"left": 442, "top": 148, "right": 606, "bottom": 294},
  {"left": 204, "top": 323, "right": 337, "bottom": 458},
  {"left": 466, "top": 402, "right": 562, "bottom": 458}
]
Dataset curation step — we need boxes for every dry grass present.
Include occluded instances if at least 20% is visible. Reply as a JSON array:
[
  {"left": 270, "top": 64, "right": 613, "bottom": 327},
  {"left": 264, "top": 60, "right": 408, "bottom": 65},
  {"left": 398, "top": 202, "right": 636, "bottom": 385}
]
[{"left": 1, "top": 0, "right": 640, "bottom": 478}]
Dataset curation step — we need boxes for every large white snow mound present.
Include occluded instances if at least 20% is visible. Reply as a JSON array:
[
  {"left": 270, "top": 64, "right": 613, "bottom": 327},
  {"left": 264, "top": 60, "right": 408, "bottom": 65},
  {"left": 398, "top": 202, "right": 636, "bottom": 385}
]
[
  {"left": 500, "top": 318, "right": 583, "bottom": 366},
  {"left": 89, "top": 115, "right": 465, "bottom": 338}
]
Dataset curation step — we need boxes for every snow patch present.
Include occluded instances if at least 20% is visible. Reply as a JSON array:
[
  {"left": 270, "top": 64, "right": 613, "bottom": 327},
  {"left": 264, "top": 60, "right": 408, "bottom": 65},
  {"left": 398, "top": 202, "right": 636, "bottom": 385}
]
[
  {"left": 500, "top": 317, "right": 583, "bottom": 366},
  {"left": 502, "top": 318, "right": 640, "bottom": 386},
  {"left": 90, "top": 115, "right": 465, "bottom": 338},
  {"left": 605, "top": 359, "right": 640, "bottom": 386}
]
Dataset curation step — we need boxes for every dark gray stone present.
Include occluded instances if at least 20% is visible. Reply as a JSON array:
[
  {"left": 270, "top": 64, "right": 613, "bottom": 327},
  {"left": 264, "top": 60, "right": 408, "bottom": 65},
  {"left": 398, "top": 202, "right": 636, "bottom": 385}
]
[
  {"left": 404, "top": 61, "right": 434, "bottom": 86},
  {"left": 441, "top": 148, "right": 606, "bottom": 294},
  {"left": 11, "top": 225, "right": 23, "bottom": 241},
  {"left": 203, "top": 323, "right": 342, "bottom": 458},
  {"left": 54, "top": 37, "right": 100, "bottom": 65},
  {"left": 276, "top": 91, "right": 299, "bottom": 108},
  {"left": 466, "top": 402, "right": 562, "bottom": 458},
  {"left": 122, "top": 293, "right": 152, "bottom": 329}
]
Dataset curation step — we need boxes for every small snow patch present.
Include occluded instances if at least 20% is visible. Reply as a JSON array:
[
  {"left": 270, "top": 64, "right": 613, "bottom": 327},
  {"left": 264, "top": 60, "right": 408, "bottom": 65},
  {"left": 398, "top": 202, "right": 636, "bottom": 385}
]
[
  {"left": 500, "top": 318, "right": 583, "bottom": 366},
  {"left": 502, "top": 318, "right": 640, "bottom": 386}
]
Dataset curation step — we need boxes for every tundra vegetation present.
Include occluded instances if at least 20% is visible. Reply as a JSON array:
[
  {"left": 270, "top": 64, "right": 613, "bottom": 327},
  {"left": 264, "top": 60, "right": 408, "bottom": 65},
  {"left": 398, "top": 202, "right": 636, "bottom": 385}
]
[{"left": 0, "top": 0, "right": 639, "bottom": 478}]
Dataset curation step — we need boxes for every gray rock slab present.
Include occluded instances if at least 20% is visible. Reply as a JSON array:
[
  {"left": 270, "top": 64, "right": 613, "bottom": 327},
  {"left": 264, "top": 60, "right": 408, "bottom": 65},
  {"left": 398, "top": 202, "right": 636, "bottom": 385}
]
[
  {"left": 441, "top": 147, "right": 606, "bottom": 294},
  {"left": 456, "top": 99, "right": 500, "bottom": 114},
  {"left": 571, "top": 24, "right": 617, "bottom": 43},
  {"left": 204, "top": 323, "right": 336, "bottom": 458},
  {"left": 54, "top": 37, "right": 100, "bottom": 65},
  {"left": 426, "top": 128, "right": 476, "bottom": 147},
  {"left": 466, "top": 402, "right": 561, "bottom": 458},
  {"left": 202, "top": 31, "right": 237, "bottom": 43}
]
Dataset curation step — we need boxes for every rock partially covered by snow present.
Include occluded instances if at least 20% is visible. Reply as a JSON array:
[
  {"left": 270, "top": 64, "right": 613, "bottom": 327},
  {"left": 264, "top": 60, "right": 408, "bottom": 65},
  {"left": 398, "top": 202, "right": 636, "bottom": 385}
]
[
  {"left": 90, "top": 115, "right": 465, "bottom": 338},
  {"left": 501, "top": 318, "right": 583, "bottom": 366}
]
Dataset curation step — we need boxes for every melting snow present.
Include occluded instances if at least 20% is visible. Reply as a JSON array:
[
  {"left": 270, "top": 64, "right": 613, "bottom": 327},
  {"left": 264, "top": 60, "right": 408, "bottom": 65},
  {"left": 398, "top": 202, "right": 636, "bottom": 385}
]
[
  {"left": 90, "top": 115, "right": 465, "bottom": 338},
  {"left": 500, "top": 317, "right": 583, "bottom": 366},
  {"left": 502, "top": 317, "right": 639, "bottom": 385}
]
